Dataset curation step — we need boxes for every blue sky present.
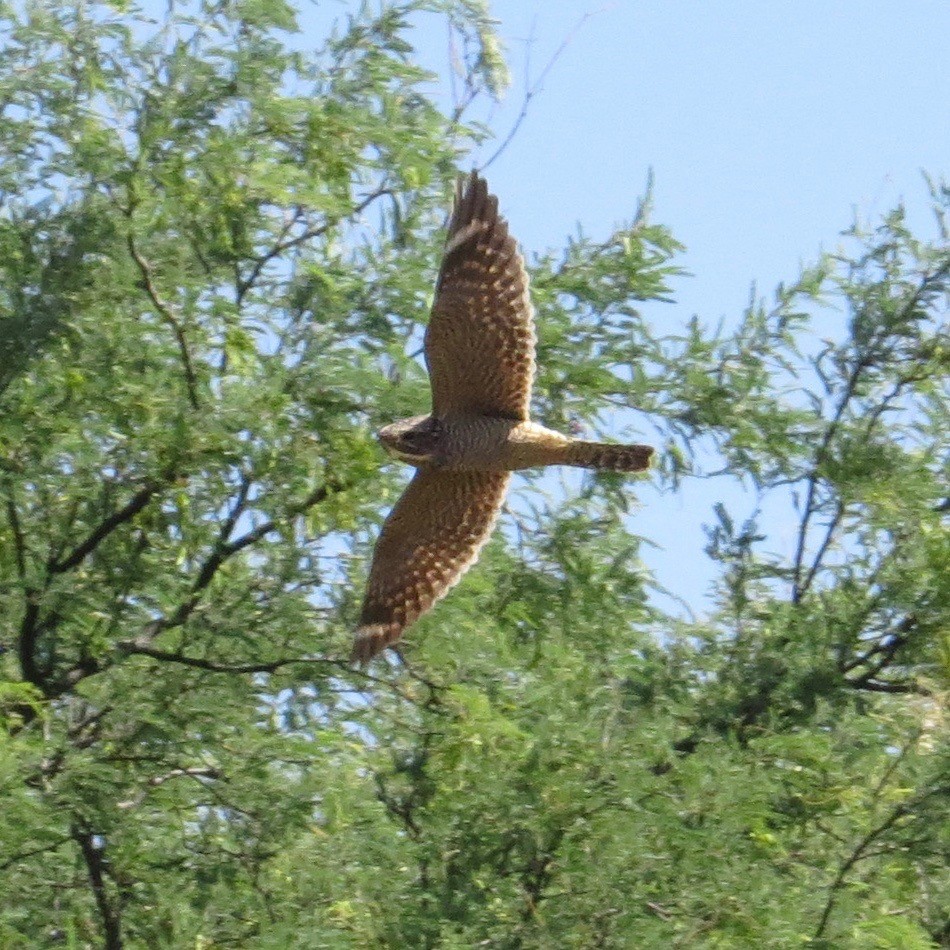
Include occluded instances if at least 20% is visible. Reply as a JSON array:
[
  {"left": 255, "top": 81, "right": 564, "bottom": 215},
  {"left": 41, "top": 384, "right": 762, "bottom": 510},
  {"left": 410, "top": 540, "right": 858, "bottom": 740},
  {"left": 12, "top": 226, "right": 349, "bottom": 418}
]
[{"left": 457, "top": 2, "right": 948, "bottom": 316}]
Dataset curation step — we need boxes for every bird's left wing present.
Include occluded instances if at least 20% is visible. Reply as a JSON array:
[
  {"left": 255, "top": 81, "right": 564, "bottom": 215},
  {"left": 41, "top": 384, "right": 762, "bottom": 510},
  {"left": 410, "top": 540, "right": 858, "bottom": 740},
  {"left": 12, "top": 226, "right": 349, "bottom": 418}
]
[{"left": 351, "top": 468, "right": 510, "bottom": 663}]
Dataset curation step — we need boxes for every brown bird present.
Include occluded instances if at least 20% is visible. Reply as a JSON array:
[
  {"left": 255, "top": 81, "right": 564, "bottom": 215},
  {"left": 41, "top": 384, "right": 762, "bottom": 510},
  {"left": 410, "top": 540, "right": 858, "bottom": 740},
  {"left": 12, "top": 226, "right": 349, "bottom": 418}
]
[{"left": 351, "top": 172, "right": 653, "bottom": 663}]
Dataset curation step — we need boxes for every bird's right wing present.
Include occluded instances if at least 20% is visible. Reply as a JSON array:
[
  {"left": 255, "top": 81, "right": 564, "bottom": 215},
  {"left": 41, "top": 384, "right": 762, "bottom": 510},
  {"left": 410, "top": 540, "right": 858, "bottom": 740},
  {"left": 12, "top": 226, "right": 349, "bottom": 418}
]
[
  {"left": 351, "top": 468, "right": 510, "bottom": 663},
  {"left": 424, "top": 172, "right": 535, "bottom": 421}
]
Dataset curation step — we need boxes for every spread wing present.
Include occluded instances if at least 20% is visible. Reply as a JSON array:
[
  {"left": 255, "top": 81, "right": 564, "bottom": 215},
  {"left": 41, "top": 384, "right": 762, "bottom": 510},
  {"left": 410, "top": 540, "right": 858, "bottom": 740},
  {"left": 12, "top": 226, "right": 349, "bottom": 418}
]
[
  {"left": 351, "top": 468, "right": 510, "bottom": 663},
  {"left": 424, "top": 172, "right": 536, "bottom": 421}
]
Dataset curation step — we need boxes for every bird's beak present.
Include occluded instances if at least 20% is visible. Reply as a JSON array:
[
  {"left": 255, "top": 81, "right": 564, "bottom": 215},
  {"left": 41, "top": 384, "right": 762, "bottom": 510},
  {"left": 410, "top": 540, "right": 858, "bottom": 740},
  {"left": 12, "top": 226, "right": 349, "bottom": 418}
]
[{"left": 377, "top": 425, "right": 399, "bottom": 455}]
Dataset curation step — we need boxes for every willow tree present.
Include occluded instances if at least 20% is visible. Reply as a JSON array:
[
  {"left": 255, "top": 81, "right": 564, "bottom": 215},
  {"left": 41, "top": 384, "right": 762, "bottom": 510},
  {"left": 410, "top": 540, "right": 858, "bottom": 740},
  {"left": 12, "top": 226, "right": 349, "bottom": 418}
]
[{"left": 1, "top": 2, "right": 947, "bottom": 947}]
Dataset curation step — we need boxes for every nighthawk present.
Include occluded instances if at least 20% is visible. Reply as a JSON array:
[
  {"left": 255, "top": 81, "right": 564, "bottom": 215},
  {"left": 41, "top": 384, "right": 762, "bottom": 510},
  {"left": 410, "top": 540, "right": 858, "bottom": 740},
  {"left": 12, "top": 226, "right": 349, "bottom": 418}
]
[{"left": 352, "top": 173, "right": 653, "bottom": 662}]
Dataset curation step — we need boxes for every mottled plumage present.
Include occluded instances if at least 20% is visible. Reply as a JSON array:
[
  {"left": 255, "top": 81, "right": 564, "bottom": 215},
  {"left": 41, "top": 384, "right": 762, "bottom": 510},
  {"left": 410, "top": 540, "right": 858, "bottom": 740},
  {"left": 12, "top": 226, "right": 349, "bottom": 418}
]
[
  {"left": 352, "top": 173, "right": 653, "bottom": 663},
  {"left": 425, "top": 174, "right": 535, "bottom": 421},
  {"left": 354, "top": 470, "right": 509, "bottom": 659}
]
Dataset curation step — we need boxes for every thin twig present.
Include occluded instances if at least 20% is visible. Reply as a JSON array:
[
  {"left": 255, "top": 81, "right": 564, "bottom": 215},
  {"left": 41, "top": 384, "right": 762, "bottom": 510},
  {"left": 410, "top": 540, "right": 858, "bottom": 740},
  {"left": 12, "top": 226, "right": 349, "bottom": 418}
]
[
  {"left": 481, "top": 11, "right": 600, "bottom": 172},
  {"left": 49, "top": 479, "right": 163, "bottom": 574},
  {"left": 0, "top": 836, "right": 72, "bottom": 872},
  {"left": 234, "top": 186, "right": 393, "bottom": 302},
  {"left": 127, "top": 233, "right": 200, "bottom": 410},
  {"left": 813, "top": 785, "right": 949, "bottom": 940}
]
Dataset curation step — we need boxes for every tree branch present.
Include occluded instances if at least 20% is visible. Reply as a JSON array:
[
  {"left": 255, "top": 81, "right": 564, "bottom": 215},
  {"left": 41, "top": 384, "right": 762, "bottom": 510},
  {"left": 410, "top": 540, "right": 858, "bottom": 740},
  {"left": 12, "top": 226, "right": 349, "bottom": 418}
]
[
  {"left": 118, "top": 643, "right": 417, "bottom": 697},
  {"left": 118, "top": 642, "right": 328, "bottom": 674},
  {"left": 843, "top": 614, "right": 917, "bottom": 678},
  {"left": 790, "top": 357, "right": 868, "bottom": 603},
  {"left": 2, "top": 482, "right": 47, "bottom": 693},
  {"left": 796, "top": 499, "right": 844, "bottom": 602},
  {"left": 49, "top": 479, "right": 163, "bottom": 574},
  {"left": 52, "top": 477, "right": 348, "bottom": 694},
  {"left": 3, "top": 485, "right": 27, "bottom": 581},
  {"left": 845, "top": 678, "right": 928, "bottom": 695},
  {"left": 17, "top": 594, "right": 45, "bottom": 690},
  {"left": 153, "top": 477, "right": 346, "bottom": 636},
  {"left": 0, "top": 836, "right": 72, "bottom": 872},
  {"left": 791, "top": 261, "right": 949, "bottom": 603},
  {"left": 117, "top": 766, "right": 222, "bottom": 810},
  {"left": 813, "top": 785, "right": 949, "bottom": 940},
  {"left": 73, "top": 827, "right": 123, "bottom": 950},
  {"left": 234, "top": 186, "right": 394, "bottom": 303},
  {"left": 127, "top": 233, "right": 200, "bottom": 411},
  {"left": 481, "top": 12, "right": 597, "bottom": 173}
]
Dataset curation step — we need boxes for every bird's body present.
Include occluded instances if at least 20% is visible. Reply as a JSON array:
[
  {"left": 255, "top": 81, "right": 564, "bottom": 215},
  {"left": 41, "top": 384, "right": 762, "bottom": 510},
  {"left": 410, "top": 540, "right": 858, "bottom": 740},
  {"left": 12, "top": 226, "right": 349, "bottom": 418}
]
[
  {"left": 351, "top": 173, "right": 653, "bottom": 663},
  {"left": 380, "top": 414, "right": 652, "bottom": 473}
]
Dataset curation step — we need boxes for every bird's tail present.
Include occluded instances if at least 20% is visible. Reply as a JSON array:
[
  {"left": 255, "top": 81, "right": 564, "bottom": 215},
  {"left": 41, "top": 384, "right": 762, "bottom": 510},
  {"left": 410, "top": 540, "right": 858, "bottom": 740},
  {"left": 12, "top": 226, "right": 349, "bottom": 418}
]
[{"left": 563, "top": 440, "right": 654, "bottom": 472}]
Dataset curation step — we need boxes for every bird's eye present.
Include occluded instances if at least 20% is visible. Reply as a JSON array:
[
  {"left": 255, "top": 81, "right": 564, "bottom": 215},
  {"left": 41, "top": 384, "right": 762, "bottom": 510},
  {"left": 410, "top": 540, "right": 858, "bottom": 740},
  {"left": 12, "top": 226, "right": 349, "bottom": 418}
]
[
  {"left": 401, "top": 421, "right": 441, "bottom": 451},
  {"left": 402, "top": 431, "right": 425, "bottom": 448}
]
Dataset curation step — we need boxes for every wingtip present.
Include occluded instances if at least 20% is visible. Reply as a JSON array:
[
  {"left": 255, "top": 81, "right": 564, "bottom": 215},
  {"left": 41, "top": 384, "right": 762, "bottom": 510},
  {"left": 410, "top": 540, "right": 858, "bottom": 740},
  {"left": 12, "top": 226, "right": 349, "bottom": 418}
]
[
  {"left": 458, "top": 168, "right": 482, "bottom": 188},
  {"left": 349, "top": 622, "right": 401, "bottom": 666},
  {"left": 447, "top": 169, "right": 499, "bottom": 243},
  {"left": 456, "top": 169, "right": 488, "bottom": 206}
]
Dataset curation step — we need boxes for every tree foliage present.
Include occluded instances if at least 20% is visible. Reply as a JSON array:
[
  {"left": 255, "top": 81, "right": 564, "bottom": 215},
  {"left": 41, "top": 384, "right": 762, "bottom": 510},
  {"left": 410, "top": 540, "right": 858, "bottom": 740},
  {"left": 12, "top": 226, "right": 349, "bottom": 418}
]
[{"left": 1, "top": 2, "right": 948, "bottom": 947}]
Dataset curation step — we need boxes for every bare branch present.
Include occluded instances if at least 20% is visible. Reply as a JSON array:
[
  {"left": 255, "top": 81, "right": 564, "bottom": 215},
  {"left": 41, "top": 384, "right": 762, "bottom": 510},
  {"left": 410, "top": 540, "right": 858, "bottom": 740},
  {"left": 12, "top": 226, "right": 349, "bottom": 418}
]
[{"left": 481, "top": 11, "right": 599, "bottom": 173}]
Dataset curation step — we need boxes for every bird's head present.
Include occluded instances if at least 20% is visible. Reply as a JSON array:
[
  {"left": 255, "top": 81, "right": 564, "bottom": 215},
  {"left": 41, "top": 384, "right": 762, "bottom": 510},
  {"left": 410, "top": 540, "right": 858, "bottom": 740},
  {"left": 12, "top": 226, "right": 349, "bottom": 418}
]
[{"left": 377, "top": 415, "right": 444, "bottom": 464}]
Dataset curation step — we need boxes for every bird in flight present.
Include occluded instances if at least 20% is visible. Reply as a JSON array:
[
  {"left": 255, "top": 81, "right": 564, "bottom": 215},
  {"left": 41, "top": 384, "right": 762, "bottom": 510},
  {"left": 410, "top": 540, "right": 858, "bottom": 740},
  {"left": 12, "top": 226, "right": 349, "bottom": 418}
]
[{"left": 351, "top": 172, "right": 653, "bottom": 663}]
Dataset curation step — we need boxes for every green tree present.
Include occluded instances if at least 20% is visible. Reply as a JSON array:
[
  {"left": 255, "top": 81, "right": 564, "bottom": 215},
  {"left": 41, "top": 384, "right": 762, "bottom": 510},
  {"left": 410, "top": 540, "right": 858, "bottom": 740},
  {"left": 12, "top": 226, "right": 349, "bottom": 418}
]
[{"left": 1, "top": 2, "right": 948, "bottom": 947}]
